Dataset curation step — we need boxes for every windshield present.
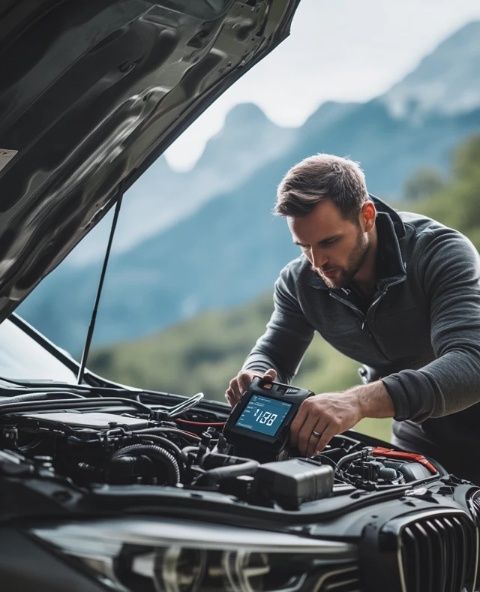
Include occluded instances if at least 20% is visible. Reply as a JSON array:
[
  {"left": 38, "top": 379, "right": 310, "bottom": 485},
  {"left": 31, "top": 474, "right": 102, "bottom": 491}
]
[{"left": 0, "top": 319, "right": 77, "bottom": 384}]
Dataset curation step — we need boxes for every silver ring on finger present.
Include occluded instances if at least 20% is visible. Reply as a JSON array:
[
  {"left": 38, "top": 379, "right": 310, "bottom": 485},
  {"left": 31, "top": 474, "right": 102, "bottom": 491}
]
[{"left": 311, "top": 430, "right": 322, "bottom": 438}]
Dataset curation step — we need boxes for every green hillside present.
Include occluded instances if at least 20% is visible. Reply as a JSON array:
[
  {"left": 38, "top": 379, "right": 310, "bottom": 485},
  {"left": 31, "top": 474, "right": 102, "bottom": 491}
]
[{"left": 90, "top": 291, "right": 356, "bottom": 395}]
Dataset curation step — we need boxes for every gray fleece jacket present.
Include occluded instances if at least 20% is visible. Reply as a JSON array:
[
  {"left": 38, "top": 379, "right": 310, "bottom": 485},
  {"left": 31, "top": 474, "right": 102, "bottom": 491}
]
[{"left": 243, "top": 197, "right": 480, "bottom": 449}]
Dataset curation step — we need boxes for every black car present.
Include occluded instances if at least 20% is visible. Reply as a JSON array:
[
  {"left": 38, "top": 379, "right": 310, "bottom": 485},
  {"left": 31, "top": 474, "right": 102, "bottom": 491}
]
[{"left": 0, "top": 2, "right": 479, "bottom": 591}]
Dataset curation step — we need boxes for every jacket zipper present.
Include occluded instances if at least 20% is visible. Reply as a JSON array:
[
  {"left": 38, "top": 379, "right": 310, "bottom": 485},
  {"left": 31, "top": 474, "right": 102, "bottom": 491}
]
[
  {"left": 328, "top": 291, "right": 384, "bottom": 354},
  {"left": 362, "top": 289, "right": 387, "bottom": 330},
  {"left": 329, "top": 276, "right": 406, "bottom": 359},
  {"left": 328, "top": 292, "right": 364, "bottom": 318},
  {"left": 362, "top": 276, "right": 406, "bottom": 355}
]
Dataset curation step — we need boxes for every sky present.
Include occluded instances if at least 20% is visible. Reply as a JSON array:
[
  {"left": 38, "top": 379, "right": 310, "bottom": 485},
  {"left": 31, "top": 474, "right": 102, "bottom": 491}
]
[{"left": 165, "top": 0, "right": 480, "bottom": 171}]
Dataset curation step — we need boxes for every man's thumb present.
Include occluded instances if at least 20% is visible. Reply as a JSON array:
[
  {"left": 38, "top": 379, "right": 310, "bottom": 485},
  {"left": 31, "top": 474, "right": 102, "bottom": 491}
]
[{"left": 263, "top": 368, "right": 277, "bottom": 381}]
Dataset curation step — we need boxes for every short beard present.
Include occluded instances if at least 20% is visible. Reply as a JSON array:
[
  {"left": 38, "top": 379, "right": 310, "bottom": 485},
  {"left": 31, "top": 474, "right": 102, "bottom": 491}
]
[{"left": 316, "top": 229, "right": 370, "bottom": 289}]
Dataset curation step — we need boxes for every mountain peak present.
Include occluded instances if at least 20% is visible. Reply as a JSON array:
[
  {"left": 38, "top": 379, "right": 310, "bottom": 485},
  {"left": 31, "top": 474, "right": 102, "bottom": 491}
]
[
  {"left": 193, "top": 101, "right": 294, "bottom": 174},
  {"left": 382, "top": 20, "right": 480, "bottom": 119},
  {"left": 223, "top": 102, "right": 269, "bottom": 127}
]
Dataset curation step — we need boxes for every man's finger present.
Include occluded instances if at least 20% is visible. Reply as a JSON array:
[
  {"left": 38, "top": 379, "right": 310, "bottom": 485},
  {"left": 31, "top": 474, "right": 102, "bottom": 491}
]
[
  {"left": 306, "top": 420, "right": 328, "bottom": 457},
  {"left": 238, "top": 372, "right": 253, "bottom": 395},
  {"left": 313, "top": 426, "right": 336, "bottom": 455},
  {"left": 225, "top": 388, "right": 236, "bottom": 407},
  {"left": 225, "top": 368, "right": 277, "bottom": 410},
  {"left": 263, "top": 368, "right": 277, "bottom": 381},
  {"left": 226, "top": 381, "right": 239, "bottom": 405},
  {"left": 229, "top": 382, "right": 239, "bottom": 400},
  {"left": 296, "top": 412, "right": 319, "bottom": 455}
]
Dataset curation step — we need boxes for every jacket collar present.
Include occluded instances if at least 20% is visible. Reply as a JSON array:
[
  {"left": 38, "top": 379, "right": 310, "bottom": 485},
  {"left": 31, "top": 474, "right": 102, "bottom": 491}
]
[
  {"left": 370, "top": 193, "right": 406, "bottom": 238},
  {"left": 308, "top": 194, "right": 407, "bottom": 291}
]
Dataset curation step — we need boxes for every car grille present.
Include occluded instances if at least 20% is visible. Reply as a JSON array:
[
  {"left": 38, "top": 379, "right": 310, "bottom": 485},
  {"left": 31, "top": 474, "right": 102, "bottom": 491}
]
[{"left": 397, "top": 510, "right": 479, "bottom": 592}]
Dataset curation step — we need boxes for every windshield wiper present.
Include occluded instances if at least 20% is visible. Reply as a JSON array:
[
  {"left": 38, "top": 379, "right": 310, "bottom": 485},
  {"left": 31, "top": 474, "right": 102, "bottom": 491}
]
[
  {"left": 0, "top": 377, "right": 130, "bottom": 394},
  {"left": 0, "top": 396, "right": 154, "bottom": 417},
  {"left": 1, "top": 377, "right": 178, "bottom": 398},
  {"left": 0, "top": 391, "right": 86, "bottom": 405},
  {"left": 0, "top": 377, "right": 205, "bottom": 416}
]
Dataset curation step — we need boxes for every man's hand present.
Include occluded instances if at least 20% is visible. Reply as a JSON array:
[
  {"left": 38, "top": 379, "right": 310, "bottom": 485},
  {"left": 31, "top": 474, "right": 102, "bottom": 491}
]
[
  {"left": 225, "top": 368, "right": 277, "bottom": 407},
  {"left": 290, "top": 381, "right": 395, "bottom": 456}
]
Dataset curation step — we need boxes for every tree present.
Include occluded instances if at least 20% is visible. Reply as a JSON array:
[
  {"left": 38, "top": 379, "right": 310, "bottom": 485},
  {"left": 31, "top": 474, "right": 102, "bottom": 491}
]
[
  {"left": 404, "top": 167, "right": 445, "bottom": 201},
  {"left": 408, "top": 134, "right": 480, "bottom": 249}
]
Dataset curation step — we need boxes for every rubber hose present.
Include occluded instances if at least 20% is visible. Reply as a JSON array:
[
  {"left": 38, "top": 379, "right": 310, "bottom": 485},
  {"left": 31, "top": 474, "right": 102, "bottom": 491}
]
[
  {"left": 336, "top": 450, "right": 366, "bottom": 472},
  {"left": 112, "top": 444, "right": 180, "bottom": 485},
  {"left": 194, "top": 458, "right": 259, "bottom": 487},
  {"left": 137, "top": 434, "right": 187, "bottom": 465}
]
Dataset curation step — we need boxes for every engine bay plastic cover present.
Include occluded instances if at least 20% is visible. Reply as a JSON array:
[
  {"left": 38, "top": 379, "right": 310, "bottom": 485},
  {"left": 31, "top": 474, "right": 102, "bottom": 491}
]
[{"left": 0, "top": 0, "right": 300, "bottom": 321}]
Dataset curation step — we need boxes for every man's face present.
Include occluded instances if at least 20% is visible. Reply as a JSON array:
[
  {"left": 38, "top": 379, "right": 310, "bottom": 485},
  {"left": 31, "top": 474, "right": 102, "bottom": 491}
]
[{"left": 287, "top": 200, "right": 371, "bottom": 289}]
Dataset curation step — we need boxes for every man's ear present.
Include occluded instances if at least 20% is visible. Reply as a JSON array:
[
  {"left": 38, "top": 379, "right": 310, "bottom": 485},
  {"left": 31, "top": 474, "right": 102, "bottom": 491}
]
[{"left": 360, "top": 201, "right": 376, "bottom": 231}]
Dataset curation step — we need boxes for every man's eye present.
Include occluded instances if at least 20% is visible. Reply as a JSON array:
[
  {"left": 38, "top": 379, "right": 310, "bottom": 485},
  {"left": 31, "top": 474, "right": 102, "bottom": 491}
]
[{"left": 323, "top": 238, "right": 339, "bottom": 246}]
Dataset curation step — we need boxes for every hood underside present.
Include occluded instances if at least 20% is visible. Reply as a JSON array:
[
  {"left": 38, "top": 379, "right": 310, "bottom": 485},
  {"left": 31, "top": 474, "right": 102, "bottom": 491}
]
[{"left": 0, "top": 0, "right": 300, "bottom": 321}]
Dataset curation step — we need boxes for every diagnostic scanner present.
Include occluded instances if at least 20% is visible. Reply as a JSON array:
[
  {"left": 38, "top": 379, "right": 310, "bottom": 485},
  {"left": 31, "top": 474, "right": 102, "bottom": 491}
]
[{"left": 223, "top": 377, "right": 313, "bottom": 461}]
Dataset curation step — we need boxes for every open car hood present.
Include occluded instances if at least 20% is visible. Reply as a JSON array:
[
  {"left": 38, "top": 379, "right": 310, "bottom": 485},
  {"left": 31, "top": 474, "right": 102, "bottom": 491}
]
[{"left": 0, "top": 0, "right": 300, "bottom": 321}]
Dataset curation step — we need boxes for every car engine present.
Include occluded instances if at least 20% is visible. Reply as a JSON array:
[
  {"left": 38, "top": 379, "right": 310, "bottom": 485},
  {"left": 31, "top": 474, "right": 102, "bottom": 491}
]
[{"left": 0, "top": 390, "right": 459, "bottom": 505}]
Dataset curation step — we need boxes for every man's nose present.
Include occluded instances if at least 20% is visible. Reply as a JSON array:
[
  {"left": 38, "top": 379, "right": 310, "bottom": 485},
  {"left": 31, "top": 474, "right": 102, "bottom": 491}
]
[{"left": 310, "top": 247, "right": 327, "bottom": 268}]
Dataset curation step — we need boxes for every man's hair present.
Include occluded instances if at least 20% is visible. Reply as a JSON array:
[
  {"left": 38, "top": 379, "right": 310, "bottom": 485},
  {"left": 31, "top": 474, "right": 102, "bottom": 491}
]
[{"left": 275, "top": 154, "right": 369, "bottom": 220}]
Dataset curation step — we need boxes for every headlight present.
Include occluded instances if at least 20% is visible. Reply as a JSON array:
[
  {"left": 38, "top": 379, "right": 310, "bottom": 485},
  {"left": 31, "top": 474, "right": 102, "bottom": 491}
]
[{"left": 30, "top": 517, "right": 358, "bottom": 592}]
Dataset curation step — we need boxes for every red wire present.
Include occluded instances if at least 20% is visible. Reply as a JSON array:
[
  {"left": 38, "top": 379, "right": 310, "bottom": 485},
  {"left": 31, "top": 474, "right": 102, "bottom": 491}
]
[
  {"left": 181, "top": 430, "right": 201, "bottom": 439},
  {"left": 176, "top": 418, "right": 225, "bottom": 427}
]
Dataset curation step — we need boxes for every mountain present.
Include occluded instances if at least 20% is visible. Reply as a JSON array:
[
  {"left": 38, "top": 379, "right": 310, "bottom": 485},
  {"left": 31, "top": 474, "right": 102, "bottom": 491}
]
[
  {"left": 198, "top": 102, "right": 295, "bottom": 176},
  {"left": 300, "top": 98, "right": 480, "bottom": 197},
  {"left": 383, "top": 21, "right": 480, "bottom": 120},
  {"left": 69, "top": 103, "right": 296, "bottom": 264},
  {"left": 18, "top": 21, "right": 480, "bottom": 351}
]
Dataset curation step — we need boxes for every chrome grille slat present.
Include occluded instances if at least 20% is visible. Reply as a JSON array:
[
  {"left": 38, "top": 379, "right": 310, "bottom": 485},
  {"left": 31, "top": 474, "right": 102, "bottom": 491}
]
[
  {"left": 429, "top": 520, "right": 442, "bottom": 591},
  {"left": 416, "top": 522, "right": 432, "bottom": 592},
  {"left": 438, "top": 519, "right": 448, "bottom": 592},
  {"left": 396, "top": 510, "right": 478, "bottom": 592},
  {"left": 453, "top": 516, "right": 466, "bottom": 591},
  {"left": 468, "top": 490, "right": 480, "bottom": 591},
  {"left": 424, "top": 519, "right": 441, "bottom": 592},
  {"left": 443, "top": 517, "right": 455, "bottom": 592}
]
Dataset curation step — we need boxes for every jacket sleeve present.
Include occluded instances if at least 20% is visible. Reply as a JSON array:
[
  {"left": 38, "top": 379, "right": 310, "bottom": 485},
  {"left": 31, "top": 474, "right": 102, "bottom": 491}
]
[
  {"left": 382, "top": 227, "right": 480, "bottom": 422},
  {"left": 242, "top": 266, "right": 315, "bottom": 383}
]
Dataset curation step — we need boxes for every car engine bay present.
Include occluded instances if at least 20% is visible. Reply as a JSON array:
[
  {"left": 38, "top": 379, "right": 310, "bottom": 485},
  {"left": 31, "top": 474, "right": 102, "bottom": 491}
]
[
  {"left": 0, "top": 388, "right": 450, "bottom": 510},
  {"left": 1, "top": 387, "right": 480, "bottom": 592}
]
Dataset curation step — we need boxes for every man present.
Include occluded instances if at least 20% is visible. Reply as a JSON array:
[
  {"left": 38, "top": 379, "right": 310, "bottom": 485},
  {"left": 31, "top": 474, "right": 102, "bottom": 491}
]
[{"left": 225, "top": 154, "right": 480, "bottom": 483}]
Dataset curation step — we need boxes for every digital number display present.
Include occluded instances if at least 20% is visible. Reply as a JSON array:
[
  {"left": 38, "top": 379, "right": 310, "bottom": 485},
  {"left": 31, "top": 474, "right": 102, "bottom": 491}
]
[{"left": 235, "top": 394, "right": 292, "bottom": 437}]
